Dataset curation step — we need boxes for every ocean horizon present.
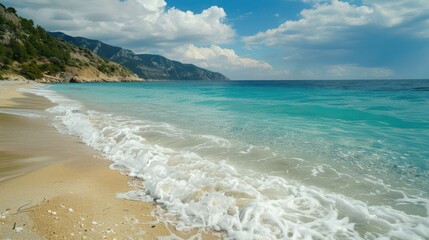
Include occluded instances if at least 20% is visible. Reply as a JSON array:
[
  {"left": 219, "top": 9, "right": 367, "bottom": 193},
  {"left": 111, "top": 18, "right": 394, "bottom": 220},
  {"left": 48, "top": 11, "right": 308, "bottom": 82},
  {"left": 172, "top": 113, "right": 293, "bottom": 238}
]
[{"left": 25, "top": 79, "right": 429, "bottom": 239}]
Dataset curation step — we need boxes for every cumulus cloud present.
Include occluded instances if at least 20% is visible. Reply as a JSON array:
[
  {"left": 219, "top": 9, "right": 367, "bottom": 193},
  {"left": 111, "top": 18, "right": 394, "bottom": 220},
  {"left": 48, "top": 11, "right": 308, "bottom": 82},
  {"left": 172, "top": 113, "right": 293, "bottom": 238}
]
[
  {"left": 3, "top": 0, "right": 235, "bottom": 50},
  {"left": 167, "top": 44, "right": 272, "bottom": 71},
  {"left": 244, "top": 0, "right": 421, "bottom": 47},
  {"left": 243, "top": 0, "right": 429, "bottom": 78},
  {"left": 369, "top": 0, "right": 429, "bottom": 27}
]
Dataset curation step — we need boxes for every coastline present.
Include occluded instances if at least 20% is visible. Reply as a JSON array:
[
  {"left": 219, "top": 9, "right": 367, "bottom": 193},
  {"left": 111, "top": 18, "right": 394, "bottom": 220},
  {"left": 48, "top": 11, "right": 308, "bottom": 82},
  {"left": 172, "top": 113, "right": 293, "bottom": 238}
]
[{"left": 0, "top": 81, "right": 218, "bottom": 239}]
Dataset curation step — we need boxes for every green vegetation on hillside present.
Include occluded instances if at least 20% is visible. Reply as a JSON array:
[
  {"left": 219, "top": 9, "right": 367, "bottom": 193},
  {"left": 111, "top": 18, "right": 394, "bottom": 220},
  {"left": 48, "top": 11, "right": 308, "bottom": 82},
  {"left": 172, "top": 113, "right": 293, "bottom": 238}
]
[
  {"left": 0, "top": 6, "right": 72, "bottom": 79},
  {"left": 0, "top": 4, "right": 138, "bottom": 82}
]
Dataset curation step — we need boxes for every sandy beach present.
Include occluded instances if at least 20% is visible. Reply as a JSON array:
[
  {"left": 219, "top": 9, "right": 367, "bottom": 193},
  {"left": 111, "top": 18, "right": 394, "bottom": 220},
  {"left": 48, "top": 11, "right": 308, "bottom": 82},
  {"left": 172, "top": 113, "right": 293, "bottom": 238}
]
[{"left": 0, "top": 81, "right": 218, "bottom": 239}]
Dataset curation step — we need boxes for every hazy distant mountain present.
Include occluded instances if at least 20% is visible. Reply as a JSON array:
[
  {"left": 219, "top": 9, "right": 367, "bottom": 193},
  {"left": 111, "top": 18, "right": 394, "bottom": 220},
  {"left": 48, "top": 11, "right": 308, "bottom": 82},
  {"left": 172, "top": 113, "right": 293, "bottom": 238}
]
[{"left": 50, "top": 32, "right": 229, "bottom": 81}]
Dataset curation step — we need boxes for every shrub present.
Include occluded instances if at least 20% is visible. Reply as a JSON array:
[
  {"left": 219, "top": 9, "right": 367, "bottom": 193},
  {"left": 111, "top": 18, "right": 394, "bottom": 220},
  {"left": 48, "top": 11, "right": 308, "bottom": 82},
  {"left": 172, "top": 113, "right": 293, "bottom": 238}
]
[
  {"left": 20, "top": 63, "right": 43, "bottom": 80},
  {"left": 97, "top": 63, "right": 109, "bottom": 73},
  {"left": 6, "top": 7, "right": 17, "bottom": 14}
]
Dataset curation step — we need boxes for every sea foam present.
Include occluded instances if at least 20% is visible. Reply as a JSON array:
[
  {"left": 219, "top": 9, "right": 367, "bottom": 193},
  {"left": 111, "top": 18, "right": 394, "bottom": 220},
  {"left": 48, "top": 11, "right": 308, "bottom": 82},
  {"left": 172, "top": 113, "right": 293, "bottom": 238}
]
[{"left": 25, "top": 86, "right": 429, "bottom": 239}]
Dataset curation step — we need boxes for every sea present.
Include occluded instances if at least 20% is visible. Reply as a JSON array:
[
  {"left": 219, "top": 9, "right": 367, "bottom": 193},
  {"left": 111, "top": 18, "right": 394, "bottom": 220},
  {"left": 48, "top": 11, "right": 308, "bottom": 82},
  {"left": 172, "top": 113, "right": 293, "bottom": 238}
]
[{"left": 25, "top": 80, "right": 429, "bottom": 239}]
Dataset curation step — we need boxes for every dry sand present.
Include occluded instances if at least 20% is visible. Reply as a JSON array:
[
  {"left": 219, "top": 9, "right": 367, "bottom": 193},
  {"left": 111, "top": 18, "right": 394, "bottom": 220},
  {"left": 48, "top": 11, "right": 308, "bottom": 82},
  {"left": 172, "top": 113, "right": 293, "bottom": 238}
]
[{"left": 0, "top": 81, "right": 219, "bottom": 239}]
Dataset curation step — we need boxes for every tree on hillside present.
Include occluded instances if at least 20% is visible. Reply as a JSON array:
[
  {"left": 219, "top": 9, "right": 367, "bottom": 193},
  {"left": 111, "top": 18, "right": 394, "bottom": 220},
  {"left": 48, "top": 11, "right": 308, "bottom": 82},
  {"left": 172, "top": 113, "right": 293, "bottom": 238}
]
[{"left": 6, "top": 7, "right": 16, "bottom": 14}]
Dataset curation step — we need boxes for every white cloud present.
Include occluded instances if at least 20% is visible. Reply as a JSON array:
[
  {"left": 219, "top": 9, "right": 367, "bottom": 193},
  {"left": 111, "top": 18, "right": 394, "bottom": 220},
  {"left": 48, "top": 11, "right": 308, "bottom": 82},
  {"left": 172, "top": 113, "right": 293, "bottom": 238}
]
[
  {"left": 3, "top": 0, "right": 235, "bottom": 50},
  {"left": 327, "top": 65, "right": 348, "bottom": 77},
  {"left": 369, "top": 0, "right": 429, "bottom": 38},
  {"left": 161, "top": 44, "right": 272, "bottom": 80},
  {"left": 369, "top": 0, "right": 429, "bottom": 27},
  {"left": 167, "top": 44, "right": 272, "bottom": 71},
  {"left": 243, "top": 0, "right": 429, "bottom": 79},
  {"left": 244, "top": 1, "right": 374, "bottom": 47},
  {"left": 244, "top": 0, "right": 429, "bottom": 47}
]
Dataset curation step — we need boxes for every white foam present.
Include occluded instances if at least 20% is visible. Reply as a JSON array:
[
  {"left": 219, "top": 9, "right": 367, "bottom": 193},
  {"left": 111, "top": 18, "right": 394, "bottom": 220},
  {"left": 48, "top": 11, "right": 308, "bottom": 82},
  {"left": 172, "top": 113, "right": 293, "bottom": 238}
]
[
  {"left": 27, "top": 85, "right": 429, "bottom": 240},
  {"left": 311, "top": 165, "right": 325, "bottom": 177}
]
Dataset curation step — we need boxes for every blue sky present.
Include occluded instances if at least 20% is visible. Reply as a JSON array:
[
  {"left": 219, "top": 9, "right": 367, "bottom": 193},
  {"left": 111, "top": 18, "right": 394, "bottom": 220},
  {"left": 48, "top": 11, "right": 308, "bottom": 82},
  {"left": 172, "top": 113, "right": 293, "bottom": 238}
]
[{"left": 3, "top": 0, "right": 429, "bottom": 80}]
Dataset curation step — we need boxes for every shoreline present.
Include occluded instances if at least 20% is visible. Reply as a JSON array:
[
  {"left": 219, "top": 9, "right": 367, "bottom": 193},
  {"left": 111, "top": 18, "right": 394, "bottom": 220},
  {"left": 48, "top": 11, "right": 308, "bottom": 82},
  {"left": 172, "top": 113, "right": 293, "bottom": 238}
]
[{"left": 0, "top": 80, "right": 218, "bottom": 239}]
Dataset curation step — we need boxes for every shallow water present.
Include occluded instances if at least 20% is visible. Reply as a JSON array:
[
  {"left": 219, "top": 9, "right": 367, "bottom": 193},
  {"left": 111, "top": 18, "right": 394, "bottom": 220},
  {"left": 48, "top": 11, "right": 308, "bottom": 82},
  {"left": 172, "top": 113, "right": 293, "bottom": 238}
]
[{"left": 26, "top": 80, "right": 429, "bottom": 239}]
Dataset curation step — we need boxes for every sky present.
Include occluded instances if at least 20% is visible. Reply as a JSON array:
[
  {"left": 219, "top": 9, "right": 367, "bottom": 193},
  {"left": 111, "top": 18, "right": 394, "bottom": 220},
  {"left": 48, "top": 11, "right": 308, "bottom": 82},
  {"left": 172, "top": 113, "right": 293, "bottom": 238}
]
[{"left": 3, "top": 0, "right": 429, "bottom": 80}]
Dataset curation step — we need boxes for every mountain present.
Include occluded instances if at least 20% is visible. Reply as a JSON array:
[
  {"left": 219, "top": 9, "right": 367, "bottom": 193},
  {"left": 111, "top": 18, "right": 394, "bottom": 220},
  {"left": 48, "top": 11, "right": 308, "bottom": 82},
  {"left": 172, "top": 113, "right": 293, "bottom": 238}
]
[
  {"left": 0, "top": 4, "right": 141, "bottom": 82},
  {"left": 50, "top": 32, "right": 230, "bottom": 81}
]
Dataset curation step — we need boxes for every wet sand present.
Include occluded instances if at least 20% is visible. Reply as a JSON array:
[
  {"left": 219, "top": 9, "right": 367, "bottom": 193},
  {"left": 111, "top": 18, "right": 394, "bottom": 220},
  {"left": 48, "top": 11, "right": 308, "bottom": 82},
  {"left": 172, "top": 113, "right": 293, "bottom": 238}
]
[{"left": 0, "top": 81, "right": 218, "bottom": 239}]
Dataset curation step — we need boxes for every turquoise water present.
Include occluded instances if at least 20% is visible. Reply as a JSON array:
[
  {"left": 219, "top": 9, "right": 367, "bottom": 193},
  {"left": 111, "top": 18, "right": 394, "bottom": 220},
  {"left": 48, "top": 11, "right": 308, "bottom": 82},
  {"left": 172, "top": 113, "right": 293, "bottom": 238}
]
[{"left": 36, "top": 80, "right": 429, "bottom": 239}]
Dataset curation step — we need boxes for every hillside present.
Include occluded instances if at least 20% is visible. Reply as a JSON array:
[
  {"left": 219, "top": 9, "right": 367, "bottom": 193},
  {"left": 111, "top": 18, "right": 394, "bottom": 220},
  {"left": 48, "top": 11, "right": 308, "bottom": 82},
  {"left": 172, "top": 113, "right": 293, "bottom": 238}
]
[
  {"left": 51, "top": 32, "right": 230, "bottom": 81},
  {"left": 0, "top": 4, "right": 141, "bottom": 82}
]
